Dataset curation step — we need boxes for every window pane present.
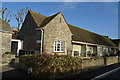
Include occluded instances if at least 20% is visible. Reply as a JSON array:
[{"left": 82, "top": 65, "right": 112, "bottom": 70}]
[
  {"left": 55, "top": 46, "right": 57, "bottom": 51},
  {"left": 57, "top": 44, "right": 60, "bottom": 51},
  {"left": 57, "top": 44, "right": 60, "bottom": 48},
  {"left": 54, "top": 41, "right": 57, "bottom": 51},
  {"left": 58, "top": 41, "right": 60, "bottom": 43},
  {"left": 61, "top": 48, "right": 63, "bottom": 51},
  {"left": 57, "top": 48, "right": 60, "bottom": 51},
  {"left": 61, "top": 42, "right": 64, "bottom": 51}
]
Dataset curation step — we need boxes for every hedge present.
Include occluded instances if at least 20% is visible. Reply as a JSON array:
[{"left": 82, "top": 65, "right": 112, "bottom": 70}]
[{"left": 19, "top": 54, "right": 82, "bottom": 79}]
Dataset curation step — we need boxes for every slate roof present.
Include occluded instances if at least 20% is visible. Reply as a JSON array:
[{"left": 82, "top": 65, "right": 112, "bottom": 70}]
[
  {"left": 28, "top": 10, "right": 116, "bottom": 47},
  {"left": 40, "top": 12, "right": 60, "bottom": 27},
  {"left": 0, "top": 19, "right": 12, "bottom": 32},
  {"left": 29, "top": 10, "right": 47, "bottom": 27},
  {"left": 112, "top": 39, "right": 120, "bottom": 47},
  {"left": 29, "top": 10, "right": 60, "bottom": 27},
  {"left": 68, "top": 24, "right": 116, "bottom": 47}
]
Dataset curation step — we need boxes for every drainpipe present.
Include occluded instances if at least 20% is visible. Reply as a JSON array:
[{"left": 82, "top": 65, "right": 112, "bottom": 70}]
[
  {"left": 36, "top": 28, "right": 43, "bottom": 53},
  {"left": 40, "top": 29, "right": 43, "bottom": 53},
  {"left": 86, "top": 45, "right": 87, "bottom": 57}
]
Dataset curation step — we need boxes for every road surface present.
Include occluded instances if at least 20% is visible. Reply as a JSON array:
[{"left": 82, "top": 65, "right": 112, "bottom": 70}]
[{"left": 92, "top": 67, "right": 120, "bottom": 80}]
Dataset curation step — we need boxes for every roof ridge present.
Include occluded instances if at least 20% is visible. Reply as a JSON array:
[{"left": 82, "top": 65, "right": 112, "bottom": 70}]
[
  {"left": 48, "top": 12, "right": 60, "bottom": 18},
  {"left": 28, "top": 10, "right": 48, "bottom": 18}
]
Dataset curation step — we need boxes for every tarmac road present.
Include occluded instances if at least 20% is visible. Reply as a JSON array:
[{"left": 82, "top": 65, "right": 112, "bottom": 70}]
[{"left": 96, "top": 67, "right": 120, "bottom": 80}]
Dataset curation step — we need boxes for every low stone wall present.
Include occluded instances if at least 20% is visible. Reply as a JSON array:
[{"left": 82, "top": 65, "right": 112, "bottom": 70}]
[
  {"left": 2, "top": 54, "right": 15, "bottom": 66},
  {"left": 81, "top": 57, "right": 104, "bottom": 70},
  {"left": 16, "top": 56, "right": 119, "bottom": 79},
  {"left": 17, "top": 56, "right": 119, "bottom": 71},
  {"left": 2, "top": 54, "right": 15, "bottom": 72},
  {"left": 81, "top": 56, "right": 119, "bottom": 71},
  {"left": 106, "top": 56, "right": 118, "bottom": 65}
]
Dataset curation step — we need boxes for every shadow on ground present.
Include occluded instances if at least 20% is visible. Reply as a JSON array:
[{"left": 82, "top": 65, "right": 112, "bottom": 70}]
[
  {"left": 2, "top": 58, "right": 32, "bottom": 80},
  {"left": 2, "top": 68, "right": 32, "bottom": 80}
]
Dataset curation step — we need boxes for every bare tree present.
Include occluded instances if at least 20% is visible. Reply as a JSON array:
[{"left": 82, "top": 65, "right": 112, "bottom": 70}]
[
  {"left": 1, "top": 8, "right": 7, "bottom": 19},
  {"left": 13, "top": 7, "right": 29, "bottom": 31},
  {"left": 0, "top": 8, "right": 12, "bottom": 23},
  {"left": 4, "top": 11, "right": 12, "bottom": 22}
]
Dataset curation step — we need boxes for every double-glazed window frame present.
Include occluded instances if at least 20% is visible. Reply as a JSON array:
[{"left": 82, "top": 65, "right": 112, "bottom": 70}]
[{"left": 54, "top": 40, "right": 65, "bottom": 52}]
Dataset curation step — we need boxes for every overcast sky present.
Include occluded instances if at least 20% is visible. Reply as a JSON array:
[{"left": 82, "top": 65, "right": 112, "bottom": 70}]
[{"left": 2, "top": 2, "right": 118, "bottom": 39}]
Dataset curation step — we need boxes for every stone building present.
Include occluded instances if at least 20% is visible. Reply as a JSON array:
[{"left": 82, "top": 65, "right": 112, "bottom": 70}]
[
  {"left": 0, "top": 19, "right": 12, "bottom": 54},
  {"left": 112, "top": 39, "right": 120, "bottom": 51},
  {"left": 18, "top": 10, "right": 117, "bottom": 57}
]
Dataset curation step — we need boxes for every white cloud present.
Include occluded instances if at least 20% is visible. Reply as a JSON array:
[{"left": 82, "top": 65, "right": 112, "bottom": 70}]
[
  {"left": 49, "top": 12, "right": 56, "bottom": 16},
  {"left": 59, "top": 2, "right": 77, "bottom": 10}
]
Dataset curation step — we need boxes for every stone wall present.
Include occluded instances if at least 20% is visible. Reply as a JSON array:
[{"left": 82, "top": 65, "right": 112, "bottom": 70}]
[
  {"left": 81, "top": 56, "right": 119, "bottom": 71},
  {"left": 43, "top": 13, "right": 72, "bottom": 55},
  {"left": 106, "top": 56, "right": 118, "bottom": 65},
  {"left": 81, "top": 57, "right": 104, "bottom": 70},
  {"left": 0, "top": 32, "right": 2, "bottom": 54},
  {"left": 17, "top": 56, "right": 119, "bottom": 78},
  {"left": 2, "top": 32, "right": 12, "bottom": 54},
  {"left": 2, "top": 54, "right": 15, "bottom": 66}
]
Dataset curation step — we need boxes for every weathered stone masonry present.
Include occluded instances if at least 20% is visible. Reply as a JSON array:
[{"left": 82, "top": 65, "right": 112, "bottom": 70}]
[
  {"left": 43, "top": 13, "right": 73, "bottom": 55},
  {"left": 2, "top": 32, "right": 12, "bottom": 53},
  {"left": 0, "top": 19, "right": 12, "bottom": 54}
]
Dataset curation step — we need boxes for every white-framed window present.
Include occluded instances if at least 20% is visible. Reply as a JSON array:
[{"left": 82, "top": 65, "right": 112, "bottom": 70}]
[{"left": 54, "top": 40, "right": 64, "bottom": 52}]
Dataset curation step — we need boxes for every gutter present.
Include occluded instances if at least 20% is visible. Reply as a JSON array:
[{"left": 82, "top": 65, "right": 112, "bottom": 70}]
[
  {"left": 0, "top": 30, "right": 12, "bottom": 33},
  {"left": 72, "top": 41, "right": 118, "bottom": 48}
]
